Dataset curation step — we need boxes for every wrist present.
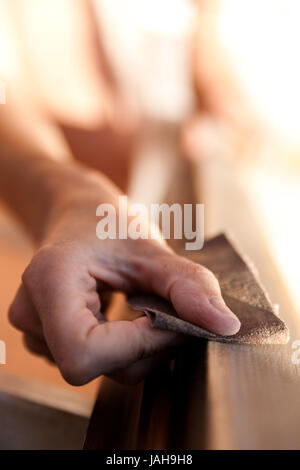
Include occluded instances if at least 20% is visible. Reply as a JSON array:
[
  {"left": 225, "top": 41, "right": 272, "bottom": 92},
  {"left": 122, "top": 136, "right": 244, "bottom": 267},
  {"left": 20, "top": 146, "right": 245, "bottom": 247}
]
[{"left": 39, "top": 160, "right": 123, "bottom": 245}]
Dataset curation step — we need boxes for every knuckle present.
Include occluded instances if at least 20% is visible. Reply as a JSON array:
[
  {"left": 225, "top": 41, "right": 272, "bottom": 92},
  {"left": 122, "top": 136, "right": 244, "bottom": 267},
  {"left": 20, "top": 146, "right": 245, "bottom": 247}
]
[
  {"left": 22, "top": 245, "right": 73, "bottom": 299},
  {"left": 184, "top": 260, "right": 218, "bottom": 283},
  {"left": 23, "top": 245, "right": 91, "bottom": 295},
  {"left": 59, "top": 358, "right": 89, "bottom": 386},
  {"left": 196, "top": 264, "right": 216, "bottom": 280},
  {"left": 22, "top": 246, "right": 56, "bottom": 288},
  {"left": 195, "top": 265, "right": 221, "bottom": 294},
  {"left": 58, "top": 350, "right": 94, "bottom": 386},
  {"left": 174, "top": 257, "right": 217, "bottom": 282}
]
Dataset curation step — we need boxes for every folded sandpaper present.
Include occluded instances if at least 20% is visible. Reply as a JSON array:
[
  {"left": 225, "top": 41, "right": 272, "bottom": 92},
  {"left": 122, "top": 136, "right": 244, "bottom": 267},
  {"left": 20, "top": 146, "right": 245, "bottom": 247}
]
[{"left": 127, "top": 235, "right": 289, "bottom": 345}]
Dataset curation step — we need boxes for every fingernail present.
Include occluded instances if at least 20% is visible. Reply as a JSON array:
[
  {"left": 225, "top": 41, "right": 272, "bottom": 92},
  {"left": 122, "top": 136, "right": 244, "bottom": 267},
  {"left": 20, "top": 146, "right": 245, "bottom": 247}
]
[{"left": 209, "top": 296, "right": 241, "bottom": 334}]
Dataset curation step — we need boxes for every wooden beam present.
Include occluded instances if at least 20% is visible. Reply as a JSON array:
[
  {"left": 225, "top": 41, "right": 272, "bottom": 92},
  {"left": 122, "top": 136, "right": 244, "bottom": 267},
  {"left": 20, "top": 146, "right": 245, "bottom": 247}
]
[{"left": 84, "top": 152, "right": 300, "bottom": 450}]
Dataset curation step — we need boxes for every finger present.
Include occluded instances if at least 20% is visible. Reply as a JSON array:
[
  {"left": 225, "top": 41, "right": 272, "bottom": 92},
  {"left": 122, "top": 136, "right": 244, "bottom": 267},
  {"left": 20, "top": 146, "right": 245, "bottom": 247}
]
[
  {"left": 9, "top": 284, "right": 44, "bottom": 338},
  {"left": 108, "top": 354, "right": 171, "bottom": 385},
  {"left": 136, "top": 251, "right": 241, "bottom": 336},
  {"left": 23, "top": 263, "right": 182, "bottom": 385},
  {"left": 107, "top": 340, "right": 186, "bottom": 385},
  {"left": 56, "top": 313, "right": 182, "bottom": 385}
]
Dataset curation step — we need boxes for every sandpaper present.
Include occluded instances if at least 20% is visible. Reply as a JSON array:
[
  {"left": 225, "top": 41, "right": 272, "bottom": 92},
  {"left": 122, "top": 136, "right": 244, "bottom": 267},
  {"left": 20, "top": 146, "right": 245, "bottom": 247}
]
[{"left": 127, "top": 234, "right": 289, "bottom": 345}]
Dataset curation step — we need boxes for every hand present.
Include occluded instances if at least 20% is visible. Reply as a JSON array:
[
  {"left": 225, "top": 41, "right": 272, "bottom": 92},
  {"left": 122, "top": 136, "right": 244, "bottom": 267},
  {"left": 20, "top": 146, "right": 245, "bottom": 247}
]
[
  {"left": 182, "top": 1, "right": 263, "bottom": 162},
  {"left": 8, "top": 168, "right": 240, "bottom": 386}
]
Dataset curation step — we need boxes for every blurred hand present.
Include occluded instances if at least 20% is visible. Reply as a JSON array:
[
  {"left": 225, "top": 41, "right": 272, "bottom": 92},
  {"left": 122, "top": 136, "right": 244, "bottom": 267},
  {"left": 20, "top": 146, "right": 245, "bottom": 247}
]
[{"left": 182, "top": 1, "right": 263, "bottom": 162}]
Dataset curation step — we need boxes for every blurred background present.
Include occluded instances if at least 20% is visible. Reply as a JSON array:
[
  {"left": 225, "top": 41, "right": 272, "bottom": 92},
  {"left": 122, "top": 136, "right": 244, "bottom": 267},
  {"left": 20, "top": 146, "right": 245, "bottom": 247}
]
[{"left": 0, "top": 0, "right": 300, "bottom": 410}]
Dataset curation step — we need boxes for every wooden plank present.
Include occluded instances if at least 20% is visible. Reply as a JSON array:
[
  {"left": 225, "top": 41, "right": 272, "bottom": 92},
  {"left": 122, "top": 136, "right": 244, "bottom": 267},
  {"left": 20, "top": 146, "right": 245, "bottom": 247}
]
[
  {"left": 0, "top": 390, "right": 88, "bottom": 450},
  {"left": 84, "top": 151, "right": 300, "bottom": 450},
  {"left": 198, "top": 155, "right": 300, "bottom": 449},
  {"left": 0, "top": 372, "right": 94, "bottom": 417},
  {"left": 83, "top": 377, "right": 144, "bottom": 450}
]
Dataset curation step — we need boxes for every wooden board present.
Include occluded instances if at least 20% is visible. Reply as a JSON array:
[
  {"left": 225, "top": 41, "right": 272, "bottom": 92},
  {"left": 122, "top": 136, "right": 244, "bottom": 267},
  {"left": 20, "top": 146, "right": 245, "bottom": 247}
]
[
  {"left": 84, "top": 152, "right": 300, "bottom": 450},
  {"left": 0, "top": 390, "right": 88, "bottom": 450}
]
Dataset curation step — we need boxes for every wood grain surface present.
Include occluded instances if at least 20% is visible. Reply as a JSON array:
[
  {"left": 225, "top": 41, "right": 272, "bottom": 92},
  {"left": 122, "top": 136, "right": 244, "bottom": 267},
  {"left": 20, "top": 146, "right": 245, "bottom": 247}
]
[{"left": 84, "top": 148, "right": 300, "bottom": 450}]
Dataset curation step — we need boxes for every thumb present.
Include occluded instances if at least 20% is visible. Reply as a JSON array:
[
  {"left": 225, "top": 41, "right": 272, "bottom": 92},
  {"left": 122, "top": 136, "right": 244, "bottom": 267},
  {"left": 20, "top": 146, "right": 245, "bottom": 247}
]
[{"left": 137, "top": 251, "right": 241, "bottom": 336}]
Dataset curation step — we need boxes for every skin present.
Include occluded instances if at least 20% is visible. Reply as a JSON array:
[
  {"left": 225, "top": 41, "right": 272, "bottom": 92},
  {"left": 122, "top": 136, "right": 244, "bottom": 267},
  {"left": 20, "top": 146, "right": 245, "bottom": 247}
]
[
  {"left": 2, "top": 151, "right": 240, "bottom": 385},
  {"left": 0, "top": 0, "right": 241, "bottom": 386},
  {"left": 182, "top": 0, "right": 263, "bottom": 162}
]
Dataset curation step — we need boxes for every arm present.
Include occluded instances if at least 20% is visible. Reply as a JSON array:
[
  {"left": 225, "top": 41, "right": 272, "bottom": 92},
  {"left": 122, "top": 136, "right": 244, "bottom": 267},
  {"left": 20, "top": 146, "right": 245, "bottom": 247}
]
[
  {"left": 0, "top": 0, "right": 240, "bottom": 384},
  {"left": 1, "top": 144, "right": 240, "bottom": 385}
]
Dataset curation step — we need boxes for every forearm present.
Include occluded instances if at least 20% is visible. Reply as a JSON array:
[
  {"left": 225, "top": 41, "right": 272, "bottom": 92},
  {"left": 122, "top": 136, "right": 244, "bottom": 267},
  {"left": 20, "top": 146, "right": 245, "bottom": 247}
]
[{"left": 0, "top": 148, "right": 123, "bottom": 244}]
